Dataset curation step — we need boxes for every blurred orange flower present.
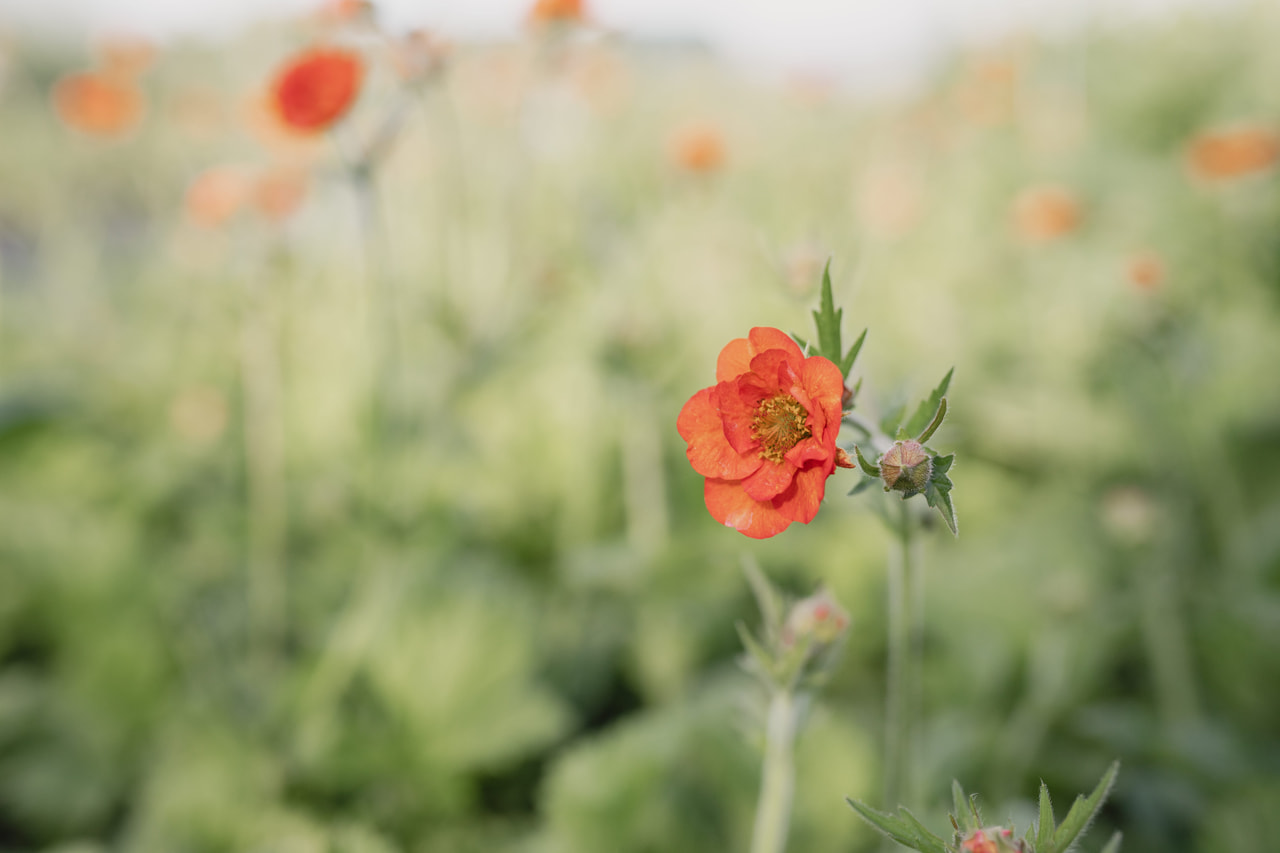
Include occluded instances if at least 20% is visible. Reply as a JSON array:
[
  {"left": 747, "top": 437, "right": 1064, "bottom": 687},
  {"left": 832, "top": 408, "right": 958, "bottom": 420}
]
[
  {"left": 528, "top": 0, "right": 586, "bottom": 25},
  {"left": 669, "top": 122, "right": 725, "bottom": 173},
  {"left": 1013, "top": 184, "right": 1081, "bottom": 242},
  {"left": 1187, "top": 125, "right": 1279, "bottom": 181},
  {"left": 1126, "top": 251, "right": 1164, "bottom": 293},
  {"left": 252, "top": 167, "right": 309, "bottom": 222},
  {"left": 269, "top": 47, "right": 363, "bottom": 133},
  {"left": 314, "top": 0, "right": 376, "bottom": 27},
  {"left": 677, "top": 327, "right": 847, "bottom": 539},
  {"left": 185, "top": 165, "right": 252, "bottom": 229},
  {"left": 52, "top": 71, "right": 145, "bottom": 137}
]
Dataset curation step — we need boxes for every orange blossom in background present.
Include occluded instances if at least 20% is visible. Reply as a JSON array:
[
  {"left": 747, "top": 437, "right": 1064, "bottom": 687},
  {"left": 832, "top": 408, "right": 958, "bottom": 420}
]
[
  {"left": 678, "top": 327, "right": 849, "bottom": 539},
  {"left": 670, "top": 122, "right": 726, "bottom": 173},
  {"left": 269, "top": 46, "right": 364, "bottom": 133},
  {"left": 52, "top": 71, "right": 145, "bottom": 137},
  {"left": 528, "top": 0, "right": 586, "bottom": 26},
  {"left": 1186, "top": 124, "right": 1279, "bottom": 181}
]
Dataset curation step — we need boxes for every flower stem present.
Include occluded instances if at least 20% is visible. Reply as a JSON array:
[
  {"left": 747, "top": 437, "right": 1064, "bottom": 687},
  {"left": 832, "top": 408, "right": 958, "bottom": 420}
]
[
  {"left": 751, "top": 687, "right": 801, "bottom": 853},
  {"left": 883, "top": 500, "right": 918, "bottom": 818}
]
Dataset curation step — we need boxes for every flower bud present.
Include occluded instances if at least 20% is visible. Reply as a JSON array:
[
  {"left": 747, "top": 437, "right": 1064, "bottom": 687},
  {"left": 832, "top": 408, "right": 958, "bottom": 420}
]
[
  {"left": 878, "top": 439, "right": 932, "bottom": 497},
  {"left": 783, "top": 587, "right": 850, "bottom": 648},
  {"left": 961, "top": 827, "right": 1016, "bottom": 853}
]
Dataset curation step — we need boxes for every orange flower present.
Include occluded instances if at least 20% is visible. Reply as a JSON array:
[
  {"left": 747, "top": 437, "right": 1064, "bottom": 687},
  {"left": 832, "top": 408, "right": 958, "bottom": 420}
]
[
  {"left": 269, "top": 47, "right": 363, "bottom": 133},
  {"left": 528, "top": 0, "right": 586, "bottom": 25},
  {"left": 252, "top": 167, "right": 309, "bottom": 222},
  {"left": 52, "top": 71, "right": 145, "bottom": 137},
  {"left": 1013, "top": 184, "right": 1081, "bottom": 242},
  {"left": 1126, "top": 250, "right": 1164, "bottom": 293},
  {"left": 1187, "top": 125, "right": 1279, "bottom": 181},
  {"left": 184, "top": 165, "right": 252, "bottom": 228},
  {"left": 670, "top": 122, "right": 726, "bottom": 173},
  {"left": 677, "top": 327, "right": 846, "bottom": 538}
]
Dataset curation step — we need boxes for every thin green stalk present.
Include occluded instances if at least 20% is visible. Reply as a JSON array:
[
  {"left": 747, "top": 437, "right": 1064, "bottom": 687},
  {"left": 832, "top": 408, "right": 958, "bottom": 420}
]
[
  {"left": 240, "top": 270, "right": 286, "bottom": 660},
  {"left": 883, "top": 502, "right": 912, "bottom": 816},
  {"left": 751, "top": 687, "right": 801, "bottom": 853}
]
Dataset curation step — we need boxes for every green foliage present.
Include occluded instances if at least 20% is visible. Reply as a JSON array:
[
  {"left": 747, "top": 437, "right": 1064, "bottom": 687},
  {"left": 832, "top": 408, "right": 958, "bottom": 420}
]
[{"left": 795, "top": 261, "right": 867, "bottom": 379}]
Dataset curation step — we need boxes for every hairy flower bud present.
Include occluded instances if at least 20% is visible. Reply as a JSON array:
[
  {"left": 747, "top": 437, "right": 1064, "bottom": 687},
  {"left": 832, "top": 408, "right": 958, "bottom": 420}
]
[
  {"left": 878, "top": 439, "right": 932, "bottom": 497},
  {"left": 783, "top": 586, "right": 850, "bottom": 648}
]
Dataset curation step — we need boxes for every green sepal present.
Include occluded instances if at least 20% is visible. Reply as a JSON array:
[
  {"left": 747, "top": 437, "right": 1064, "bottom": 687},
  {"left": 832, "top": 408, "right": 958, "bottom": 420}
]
[
  {"left": 951, "top": 781, "right": 982, "bottom": 833},
  {"left": 923, "top": 453, "right": 958, "bottom": 536},
  {"left": 1099, "top": 831, "right": 1123, "bottom": 853},
  {"left": 1036, "top": 781, "right": 1055, "bottom": 851},
  {"left": 854, "top": 445, "right": 881, "bottom": 477},
  {"left": 845, "top": 798, "right": 949, "bottom": 853},
  {"left": 899, "top": 368, "right": 953, "bottom": 440},
  {"left": 1049, "top": 761, "right": 1119, "bottom": 853},
  {"left": 916, "top": 397, "right": 947, "bottom": 444}
]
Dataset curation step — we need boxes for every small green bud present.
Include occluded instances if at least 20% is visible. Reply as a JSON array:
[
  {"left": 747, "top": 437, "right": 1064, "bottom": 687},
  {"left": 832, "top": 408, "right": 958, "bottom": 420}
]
[{"left": 878, "top": 439, "right": 932, "bottom": 497}]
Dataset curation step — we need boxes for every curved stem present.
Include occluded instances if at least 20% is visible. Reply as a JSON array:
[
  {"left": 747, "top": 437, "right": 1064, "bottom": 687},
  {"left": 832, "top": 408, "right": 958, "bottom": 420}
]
[{"left": 751, "top": 687, "right": 801, "bottom": 853}]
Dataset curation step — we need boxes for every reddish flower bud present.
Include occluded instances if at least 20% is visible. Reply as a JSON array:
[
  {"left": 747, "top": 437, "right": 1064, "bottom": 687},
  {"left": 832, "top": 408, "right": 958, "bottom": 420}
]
[
  {"left": 878, "top": 439, "right": 932, "bottom": 497},
  {"left": 784, "top": 587, "right": 850, "bottom": 647}
]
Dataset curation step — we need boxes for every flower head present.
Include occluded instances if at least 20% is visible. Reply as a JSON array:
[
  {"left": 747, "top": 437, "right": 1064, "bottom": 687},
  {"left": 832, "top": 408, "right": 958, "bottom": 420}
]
[
  {"left": 1187, "top": 124, "right": 1279, "bottom": 181},
  {"left": 269, "top": 47, "right": 363, "bottom": 134},
  {"left": 670, "top": 122, "right": 726, "bottom": 173},
  {"left": 52, "top": 71, "right": 145, "bottom": 137},
  {"left": 677, "top": 327, "right": 846, "bottom": 538},
  {"left": 528, "top": 0, "right": 586, "bottom": 26},
  {"left": 1013, "top": 184, "right": 1081, "bottom": 242}
]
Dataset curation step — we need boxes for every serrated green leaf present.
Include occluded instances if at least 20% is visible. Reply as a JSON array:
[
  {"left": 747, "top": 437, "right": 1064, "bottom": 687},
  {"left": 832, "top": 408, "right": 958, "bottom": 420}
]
[
  {"left": 1037, "top": 781, "right": 1056, "bottom": 851},
  {"left": 1051, "top": 761, "right": 1119, "bottom": 853},
  {"left": 1099, "top": 831, "right": 1123, "bottom": 853},
  {"left": 845, "top": 799, "right": 948, "bottom": 853},
  {"left": 841, "top": 327, "right": 868, "bottom": 378},
  {"left": 742, "top": 557, "right": 782, "bottom": 637},
  {"left": 811, "top": 260, "right": 843, "bottom": 365},
  {"left": 901, "top": 368, "right": 954, "bottom": 440},
  {"left": 854, "top": 445, "right": 881, "bottom": 478},
  {"left": 916, "top": 397, "right": 947, "bottom": 444},
  {"left": 923, "top": 457, "right": 958, "bottom": 536}
]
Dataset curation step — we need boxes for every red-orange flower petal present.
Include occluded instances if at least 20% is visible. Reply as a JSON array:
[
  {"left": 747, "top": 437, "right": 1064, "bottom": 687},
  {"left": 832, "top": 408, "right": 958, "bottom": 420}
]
[
  {"left": 677, "top": 387, "right": 762, "bottom": 481},
  {"left": 716, "top": 327, "right": 802, "bottom": 383},
  {"left": 705, "top": 478, "right": 793, "bottom": 539},
  {"left": 270, "top": 47, "right": 363, "bottom": 133}
]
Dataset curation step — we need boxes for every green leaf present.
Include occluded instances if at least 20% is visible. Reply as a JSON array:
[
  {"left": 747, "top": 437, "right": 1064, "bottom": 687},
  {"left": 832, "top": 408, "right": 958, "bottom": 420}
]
[
  {"left": 967, "top": 793, "right": 984, "bottom": 830},
  {"left": 841, "top": 327, "right": 868, "bottom": 378},
  {"left": 741, "top": 557, "right": 782, "bottom": 638},
  {"left": 811, "top": 260, "right": 842, "bottom": 363},
  {"left": 1036, "top": 781, "right": 1055, "bottom": 851},
  {"left": 1050, "top": 761, "right": 1119, "bottom": 853},
  {"left": 845, "top": 799, "right": 949, "bottom": 853},
  {"left": 951, "top": 781, "right": 970, "bottom": 832},
  {"left": 923, "top": 454, "right": 958, "bottom": 536},
  {"left": 1099, "top": 831, "right": 1123, "bottom": 853},
  {"left": 901, "top": 368, "right": 954, "bottom": 440},
  {"left": 854, "top": 445, "right": 881, "bottom": 478},
  {"left": 916, "top": 397, "right": 947, "bottom": 444}
]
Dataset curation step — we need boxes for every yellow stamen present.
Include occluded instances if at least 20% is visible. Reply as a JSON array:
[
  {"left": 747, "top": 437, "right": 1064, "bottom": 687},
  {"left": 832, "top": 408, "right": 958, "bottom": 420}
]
[{"left": 752, "top": 393, "right": 811, "bottom": 463}]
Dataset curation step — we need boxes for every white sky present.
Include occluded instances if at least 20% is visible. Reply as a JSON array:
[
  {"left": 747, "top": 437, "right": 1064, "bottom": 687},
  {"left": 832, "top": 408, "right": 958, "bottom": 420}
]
[{"left": 0, "top": 0, "right": 1247, "bottom": 89}]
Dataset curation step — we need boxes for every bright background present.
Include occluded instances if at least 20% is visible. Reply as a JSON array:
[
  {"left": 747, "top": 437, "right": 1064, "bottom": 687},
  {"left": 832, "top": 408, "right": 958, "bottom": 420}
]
[{"left": 1, "top": 1, "right": 1279, "bottom": 852}]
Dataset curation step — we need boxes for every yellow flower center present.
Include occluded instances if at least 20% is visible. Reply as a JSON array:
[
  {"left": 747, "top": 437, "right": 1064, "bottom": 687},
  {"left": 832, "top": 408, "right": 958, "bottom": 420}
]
[{"left": 752, "top": 393, "right": 811, "bottom": 463}]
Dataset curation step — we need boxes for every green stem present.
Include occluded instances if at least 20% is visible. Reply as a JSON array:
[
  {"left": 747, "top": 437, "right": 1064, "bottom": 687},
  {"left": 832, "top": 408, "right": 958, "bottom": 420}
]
[
  {"left": 883, "top": 500, "right": 920, "bottom": 822},
  {"left": 751, "top": 687, "right": 802, "bottom": 853},
  {"left": 240, "top": 270, "right": 286, "bottom": 660}
]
